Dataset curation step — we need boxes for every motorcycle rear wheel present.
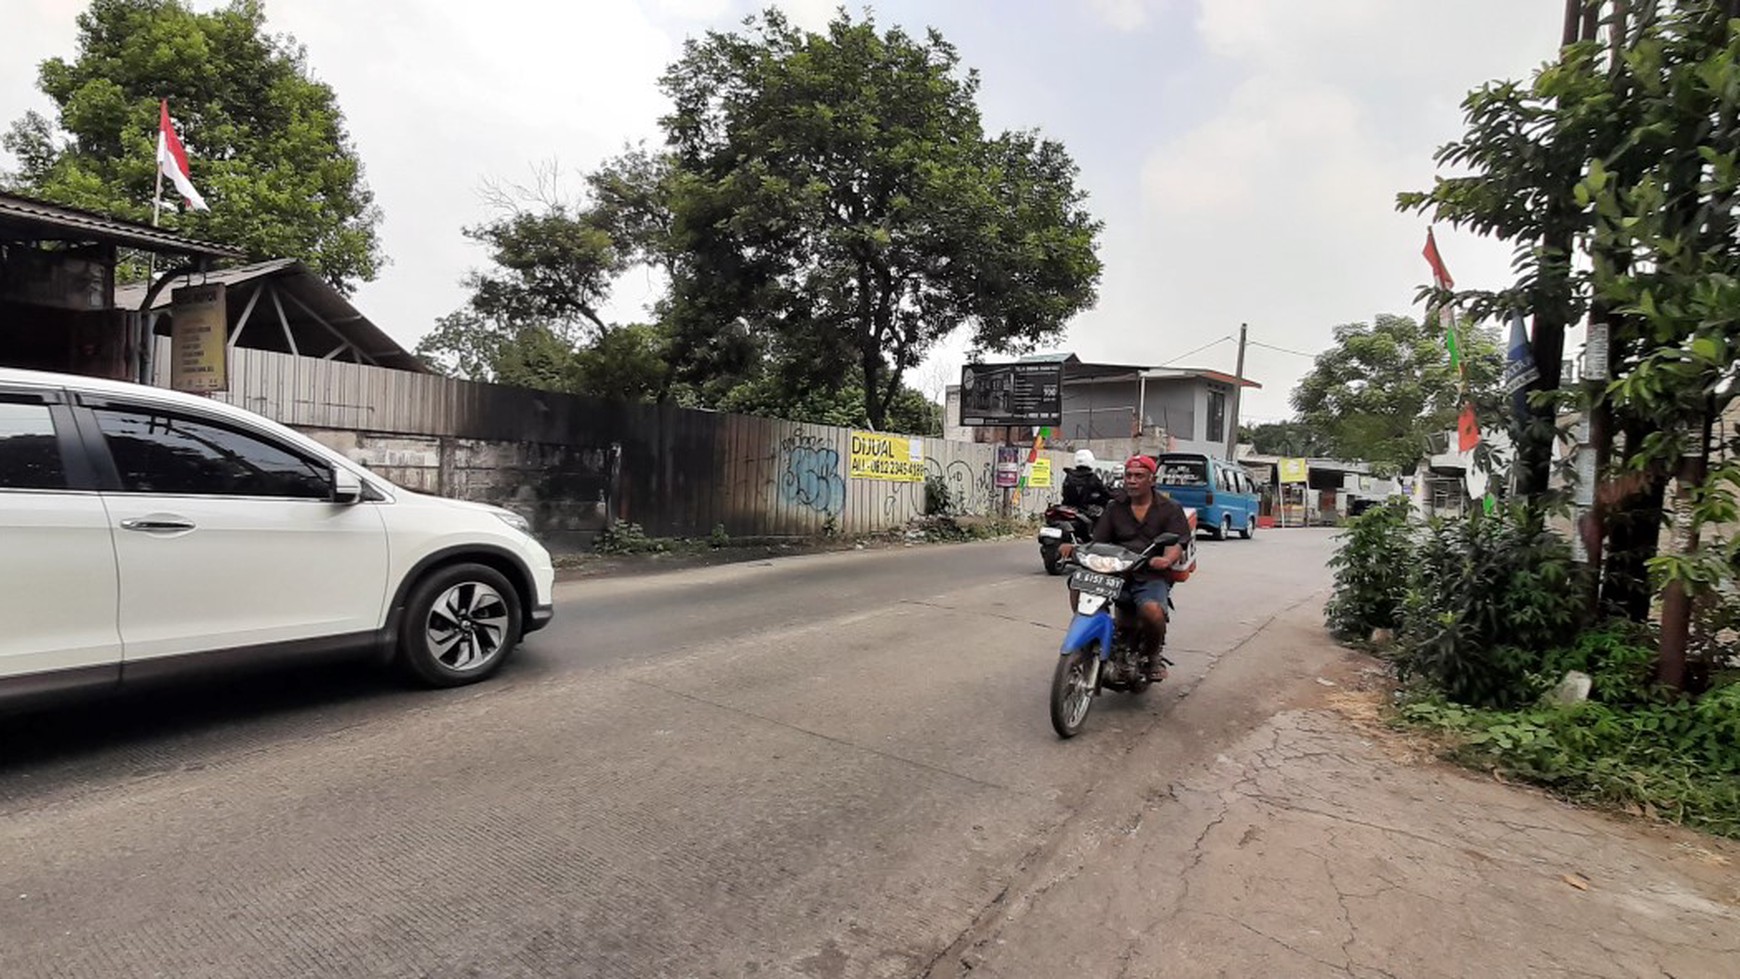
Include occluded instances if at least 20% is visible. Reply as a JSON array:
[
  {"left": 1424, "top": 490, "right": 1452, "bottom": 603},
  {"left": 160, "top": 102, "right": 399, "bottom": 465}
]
[
  {"left": 1050, "top": 644, "right": 1099, "bottom": 738},
  {"left": 1041, "top": 544, "right": 1062, "bottom": 575}
]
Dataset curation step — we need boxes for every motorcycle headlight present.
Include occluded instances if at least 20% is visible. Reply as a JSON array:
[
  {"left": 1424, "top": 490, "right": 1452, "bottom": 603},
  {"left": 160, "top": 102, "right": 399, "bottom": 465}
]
[{"left": 1081, "top": 553, "right": 1132, "bottom": 574}]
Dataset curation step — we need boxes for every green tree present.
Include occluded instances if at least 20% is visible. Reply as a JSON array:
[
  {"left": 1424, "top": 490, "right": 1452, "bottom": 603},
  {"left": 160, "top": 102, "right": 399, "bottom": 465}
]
[
  {"left": 657, "top": 8, "right": 1102, "bottom": 429},
  {"left": 3, "top": 0, "right": 382, "bottom": 291},
  {"left": 1580, "top": 2, "right": 1740, "bottom": 688},
  {"left": 416, "top": 314, "right": 671, "bottom": 404},
  {"left": 1291, "top": 314, "right": 1502, "bottom": 476},
  {"left": 1243, "top": 420, "right": 1332, "bottom": 458},
  {"left": 713, "top": 366, "right": 942, "bottom": 435},
  {"left": 1398, "top": 1, "right": 1740, "bottom": 687}
]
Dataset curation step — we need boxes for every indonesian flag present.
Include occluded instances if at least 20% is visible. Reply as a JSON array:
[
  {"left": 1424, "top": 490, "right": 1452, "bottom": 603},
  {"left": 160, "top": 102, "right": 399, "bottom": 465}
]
[
  {"left": 1422, "top": 227, "right": 1455, "bottom": 290},
  {"left": 1425, "top": 227, "right": 1480, "bottom": 452},
  {"left": 157, "top": 99, "right": 209, "bottom": 212},
  {"left": 1422, "top": 228, "right": 1461, "bottom": 375}
]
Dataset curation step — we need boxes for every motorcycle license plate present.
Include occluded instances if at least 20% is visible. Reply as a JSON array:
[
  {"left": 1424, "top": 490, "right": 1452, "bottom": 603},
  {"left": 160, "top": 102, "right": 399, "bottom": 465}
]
[
  {"left": 1069, "top": 570, "right": 1123, "bottom": 599},
  {"left": 1038, "top": 526, "right": 1065, "bottom": 540}
]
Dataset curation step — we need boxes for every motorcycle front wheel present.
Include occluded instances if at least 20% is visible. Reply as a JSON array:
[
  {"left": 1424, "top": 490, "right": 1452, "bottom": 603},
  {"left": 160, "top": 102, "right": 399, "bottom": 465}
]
[{"left": 1050, "top": 643, "right": 1099, "bottom": 738}]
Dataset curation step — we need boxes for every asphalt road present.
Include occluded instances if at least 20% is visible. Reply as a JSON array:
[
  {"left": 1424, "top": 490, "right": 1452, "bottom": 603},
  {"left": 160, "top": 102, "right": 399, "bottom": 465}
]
[{"left": 0, "top": 528, "right": 1338, "bottom": 978}]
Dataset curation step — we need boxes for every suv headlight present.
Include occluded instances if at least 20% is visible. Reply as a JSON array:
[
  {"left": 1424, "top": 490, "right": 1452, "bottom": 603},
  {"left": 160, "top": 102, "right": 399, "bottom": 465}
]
[{"left": 493, "top": 510, "right": 533, "bottom": 536}]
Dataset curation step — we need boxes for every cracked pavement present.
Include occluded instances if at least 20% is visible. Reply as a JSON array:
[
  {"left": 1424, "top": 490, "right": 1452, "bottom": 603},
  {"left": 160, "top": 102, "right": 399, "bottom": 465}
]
[{"left": 930, "top": 606, "right": 1740, "bottom": 979}]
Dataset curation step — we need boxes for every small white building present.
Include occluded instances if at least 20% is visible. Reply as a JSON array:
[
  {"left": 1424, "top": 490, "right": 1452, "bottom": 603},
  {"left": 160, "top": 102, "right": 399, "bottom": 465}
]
[{"left": 946, "top": 352, "right": 1261, "bottom": 460}]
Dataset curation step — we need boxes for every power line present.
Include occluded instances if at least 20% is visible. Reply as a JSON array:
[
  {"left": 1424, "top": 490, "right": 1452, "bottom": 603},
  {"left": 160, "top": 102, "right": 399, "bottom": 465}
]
[
  {"left": 1248, "top": 339, "right": 1319, "bottom": 359},
  {"left": 1156, "top": 335, "right": 1234, "bottom": 367}
]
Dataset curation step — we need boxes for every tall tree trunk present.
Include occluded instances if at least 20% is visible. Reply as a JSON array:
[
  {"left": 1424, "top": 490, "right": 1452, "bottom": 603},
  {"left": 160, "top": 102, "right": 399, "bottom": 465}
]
[
  {"left": 1657, "top": 408, "right": 1712, "bottom": 691},
  {"left": 861, "top": 347, "right": 885, "bottom": 431},
  {"left": 1522, "top": 0, "right": 1598, "bottom": 498},
  {"left": 1601, "top": 430, "right": 1666, "bottom": 623}
]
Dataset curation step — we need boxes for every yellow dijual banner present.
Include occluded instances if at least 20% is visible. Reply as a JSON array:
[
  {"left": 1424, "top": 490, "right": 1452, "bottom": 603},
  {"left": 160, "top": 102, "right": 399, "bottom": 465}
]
[{"left": 850, "top": 431, "right": 926, "bottom": 482}]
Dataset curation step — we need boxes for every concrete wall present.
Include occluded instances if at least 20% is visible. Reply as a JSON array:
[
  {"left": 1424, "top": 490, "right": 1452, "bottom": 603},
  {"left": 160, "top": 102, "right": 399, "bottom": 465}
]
[{"left": 302, "top": 429, "right": 614, "bottom": 552}]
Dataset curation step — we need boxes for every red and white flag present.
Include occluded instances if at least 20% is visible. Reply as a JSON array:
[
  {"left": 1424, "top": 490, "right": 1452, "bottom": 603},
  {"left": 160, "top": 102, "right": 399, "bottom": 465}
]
[
  {"left": 1421, "top": 227, "right": 1455, "bottom": 289},
  {"left": 156, "top": 99, "right": 209, "bottom": 212}
]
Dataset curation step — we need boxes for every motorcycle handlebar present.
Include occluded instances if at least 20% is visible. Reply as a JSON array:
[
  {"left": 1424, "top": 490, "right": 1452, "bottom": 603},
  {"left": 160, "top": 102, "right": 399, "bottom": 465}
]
[{"left": 1060, "top": 532, "right": 1183, "bottom": 569}]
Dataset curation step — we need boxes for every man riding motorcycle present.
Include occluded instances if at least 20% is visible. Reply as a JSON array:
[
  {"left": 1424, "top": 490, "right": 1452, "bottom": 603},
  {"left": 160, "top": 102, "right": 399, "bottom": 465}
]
[
  {"left": 1060, "top": 455, "right": 1191, "bottom": 683},
  {"left": 1061, "top": 449, "right": 1111, "bottom": 509}
]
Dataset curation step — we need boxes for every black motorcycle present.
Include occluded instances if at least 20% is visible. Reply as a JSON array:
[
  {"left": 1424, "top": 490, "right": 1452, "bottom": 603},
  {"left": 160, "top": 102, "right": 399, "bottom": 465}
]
[{"left": 1037, "top": 502, "right": 1101, "bottom": 575}]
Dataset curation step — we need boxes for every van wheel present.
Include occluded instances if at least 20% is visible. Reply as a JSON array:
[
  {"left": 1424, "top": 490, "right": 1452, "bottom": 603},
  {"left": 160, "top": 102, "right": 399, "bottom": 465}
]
[
  {"left": 1220, "top": 516, "right": 1232, "bottom": 539},
  {"left": 1240, "top": 516, "right": 1255, "bottom": 539},
  {"left": 398, "top": 563, "right": 522, "bottom": 687}
]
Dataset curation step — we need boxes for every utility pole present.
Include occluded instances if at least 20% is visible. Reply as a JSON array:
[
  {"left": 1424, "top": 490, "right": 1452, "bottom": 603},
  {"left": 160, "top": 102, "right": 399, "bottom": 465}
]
[
  {"left": 1225, "top": 322, "right": 1248, "bottom": 461},
  {"left": 1578, "top": 0, "right": 1628, "bottom": 610}
]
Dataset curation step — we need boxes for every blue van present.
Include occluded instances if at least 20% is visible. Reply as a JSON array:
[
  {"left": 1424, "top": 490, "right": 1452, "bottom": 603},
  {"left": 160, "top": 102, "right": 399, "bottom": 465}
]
[{"left": 1154, "top": 453, "right": 1261, "bottom": 540}]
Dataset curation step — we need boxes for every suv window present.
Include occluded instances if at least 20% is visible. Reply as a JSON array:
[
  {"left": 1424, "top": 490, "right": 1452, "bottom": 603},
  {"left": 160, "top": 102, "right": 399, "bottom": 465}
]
[
  {"left": 94, "top": 407, "right": 330, "bottom": 499},
  {"left": 0, "top": 400, "right": 65, "bottom": 490}
]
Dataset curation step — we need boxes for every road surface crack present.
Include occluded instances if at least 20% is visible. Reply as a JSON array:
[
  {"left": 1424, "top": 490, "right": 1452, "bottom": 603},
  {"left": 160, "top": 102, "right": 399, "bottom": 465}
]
[
  {"left": 900, "top": 599, "right": 1061, "bottom": 632},
  {"left": 623, "top": 678, "right": 1021, "bottom": 795}
]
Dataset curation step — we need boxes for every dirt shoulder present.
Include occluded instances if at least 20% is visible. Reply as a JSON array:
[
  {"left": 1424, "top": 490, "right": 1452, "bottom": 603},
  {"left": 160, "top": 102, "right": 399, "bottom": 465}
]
[{"left": 928, "top": 599, "right": 1740, "bottom": 979}]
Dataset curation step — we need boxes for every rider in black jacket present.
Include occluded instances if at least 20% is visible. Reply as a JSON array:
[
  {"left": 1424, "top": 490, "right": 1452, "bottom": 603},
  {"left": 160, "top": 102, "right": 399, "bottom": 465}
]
[{"left": 1061, "top": 450, "right": 1111, "bottom": 509}]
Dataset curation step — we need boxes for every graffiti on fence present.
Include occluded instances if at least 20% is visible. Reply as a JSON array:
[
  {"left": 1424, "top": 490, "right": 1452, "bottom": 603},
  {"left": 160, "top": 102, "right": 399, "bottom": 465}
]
[
  {"left": 944, "top": 458, "right": 997, "bottom": 515},
  {"left": 778, "top": 430, "right": 845, "bottom": 515}
]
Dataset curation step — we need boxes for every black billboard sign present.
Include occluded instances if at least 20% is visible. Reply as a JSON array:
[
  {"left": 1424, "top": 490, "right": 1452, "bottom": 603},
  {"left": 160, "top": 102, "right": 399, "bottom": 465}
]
[{"left": 958, "top": 362, "right": 1063, "bottom": 427}]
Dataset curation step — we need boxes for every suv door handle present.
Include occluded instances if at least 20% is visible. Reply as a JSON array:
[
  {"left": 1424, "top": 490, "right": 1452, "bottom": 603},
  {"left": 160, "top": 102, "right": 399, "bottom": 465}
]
[{"left": 119, "top": 518, "right": 196, "bottom": 533}]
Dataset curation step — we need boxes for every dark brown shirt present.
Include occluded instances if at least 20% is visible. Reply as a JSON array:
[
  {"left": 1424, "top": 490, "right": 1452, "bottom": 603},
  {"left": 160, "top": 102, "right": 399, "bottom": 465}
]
[{"left": 1091, "top": 489, "right": 1192, "bottom": 580}]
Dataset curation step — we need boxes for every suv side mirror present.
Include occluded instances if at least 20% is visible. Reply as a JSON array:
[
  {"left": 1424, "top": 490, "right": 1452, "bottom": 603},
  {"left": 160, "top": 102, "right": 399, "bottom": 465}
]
[{"left": 332, "top": 466, "right": 364, "bottom": 505}]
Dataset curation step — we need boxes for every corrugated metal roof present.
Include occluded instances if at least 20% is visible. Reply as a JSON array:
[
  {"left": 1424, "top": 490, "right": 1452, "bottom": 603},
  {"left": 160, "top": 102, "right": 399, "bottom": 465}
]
[
  {"left": 114, "top": 258, "right": 299, "bottom": 302},
  {"left": 116, "top": 258, "right": 426, "bottom": 372},
  {"left": 1140, "top": 367, "right": 1263, "bottom": 389},
  {"left": 0, "top": 192, "right": 246, "bottom": 259}
]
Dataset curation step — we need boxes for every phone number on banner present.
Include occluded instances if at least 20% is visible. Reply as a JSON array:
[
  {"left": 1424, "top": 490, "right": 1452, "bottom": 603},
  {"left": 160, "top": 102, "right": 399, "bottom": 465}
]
[{"left": 850, "top": 432, "right": 926, "bottom": 482}]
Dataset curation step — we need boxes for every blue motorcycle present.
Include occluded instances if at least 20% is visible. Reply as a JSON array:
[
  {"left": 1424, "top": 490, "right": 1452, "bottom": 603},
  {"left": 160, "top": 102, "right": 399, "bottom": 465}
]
[{"left": 1050, "top": 533, "right": 1180, "bottom": 738}]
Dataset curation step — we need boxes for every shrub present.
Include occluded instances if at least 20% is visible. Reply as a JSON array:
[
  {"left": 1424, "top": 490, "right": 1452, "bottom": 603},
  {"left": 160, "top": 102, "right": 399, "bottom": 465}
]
[
  {"left": 1393, "top": 504, "right": 1584, "bottom": 707},
  {"left": 595, "top": 521, "right": 665, "bottom": 555},
  {"left": 1325, "top": 497, "right": 1416, "bottom": 642}
]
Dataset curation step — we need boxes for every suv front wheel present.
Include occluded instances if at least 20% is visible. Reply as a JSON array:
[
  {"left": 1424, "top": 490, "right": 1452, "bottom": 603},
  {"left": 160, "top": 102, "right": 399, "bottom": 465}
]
[{"left": 398, "top": 562, "right": 523, "bottom": 687}]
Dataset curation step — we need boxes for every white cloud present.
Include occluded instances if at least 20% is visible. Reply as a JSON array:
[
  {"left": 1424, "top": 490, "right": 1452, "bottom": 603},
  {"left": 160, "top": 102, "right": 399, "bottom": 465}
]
[
  {"left": 1071, "top": 0, "right": 1568, "bottom": 423},
  {"left": 1084, "top": 0, "right": 1158, "bottom": 32},
  {"left": 772, "top": 0, "right": 843, "bottom": 32},
  {"left": 656, "top": 0, "right": 735, "bottom": 18},
  {"left": 265, "top": 2, "right": 687, "bottom": 345}
]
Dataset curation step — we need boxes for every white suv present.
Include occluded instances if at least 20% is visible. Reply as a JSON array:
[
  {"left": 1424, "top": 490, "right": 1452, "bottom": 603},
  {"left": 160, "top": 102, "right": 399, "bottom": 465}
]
[{"left": 0, "top": 367, "right": 555, "bottom": 708}]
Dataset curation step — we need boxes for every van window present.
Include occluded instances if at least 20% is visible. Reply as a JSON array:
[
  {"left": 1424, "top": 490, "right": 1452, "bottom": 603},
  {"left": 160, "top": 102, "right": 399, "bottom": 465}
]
[{"left": 1157, "top": 455, "right": 1209, "bottom": 486}]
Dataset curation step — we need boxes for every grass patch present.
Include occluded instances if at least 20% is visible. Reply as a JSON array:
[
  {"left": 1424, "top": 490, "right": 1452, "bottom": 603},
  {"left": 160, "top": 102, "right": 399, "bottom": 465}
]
[{"left": 1395, "top": 685, "right": 1740, "bottom": 838}]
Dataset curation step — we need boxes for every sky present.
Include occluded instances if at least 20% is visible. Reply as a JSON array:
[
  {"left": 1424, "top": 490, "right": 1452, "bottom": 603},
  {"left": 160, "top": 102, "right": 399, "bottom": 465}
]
[{"left": 1, "top": 0, "right": 1568, "bottom": 424}]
